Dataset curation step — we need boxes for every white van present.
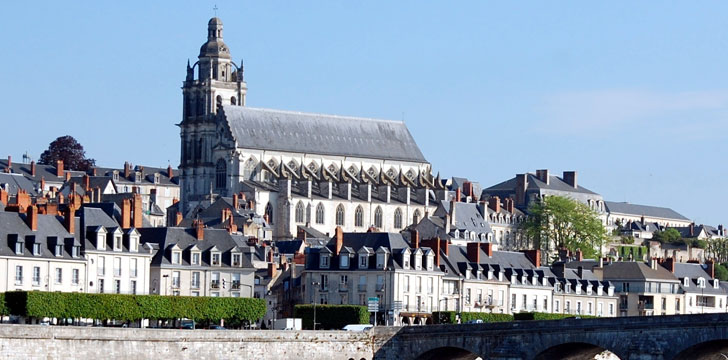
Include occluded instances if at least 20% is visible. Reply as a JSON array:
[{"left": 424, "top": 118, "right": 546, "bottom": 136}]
[{"left": 342, "top": 324, "right": 373, "bottom": 332}]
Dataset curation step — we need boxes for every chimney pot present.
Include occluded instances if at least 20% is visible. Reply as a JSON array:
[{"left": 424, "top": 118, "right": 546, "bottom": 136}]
[
  {"left": 467, "top": 242, "right": 481, "bottom": 263},
  {"left": 121, "top": 199, "right": 132, "bottom": 229},
  {"left": 488, "top": 196, "right": 501, "bottom": 213},
  {"left": 56, "top": 160, "right": 64, "bottom": 177},
  {"left": 411, "top": 229, "right": 420, "bottom": 249},
  {"left": 563, "top": 171, "right": 578, "bottom": 189},
  {"left": 133, "top": 194, "right": 143, "bottom": 228},
  {"left": 64, "top": 207, "right": 75, "bottom": 234},
  {"left": 195, "top": 219, "right": 204, "bottom": 240},
  {"left": 175, "top": 211, "right": 183, "bottom": 226},
  {"left": 30, "top": 161, "right": 36, "bottom": 176},
  {"left": 6, "top": 155, "right": 11, "bottom": 170},
  {"left": 26, "top": 204, "right": 38, "bottom": 231},
  {"left": 335, "top": 226, "right": 343, "bottom": 256}
]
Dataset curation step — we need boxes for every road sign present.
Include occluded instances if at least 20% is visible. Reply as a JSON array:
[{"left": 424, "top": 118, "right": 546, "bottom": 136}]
[
  {"left": 393, "top": 301, "right": 403, "bottom": 311},
  {"left": 367, "top": 297, "right": 380, "bottom": 312}
]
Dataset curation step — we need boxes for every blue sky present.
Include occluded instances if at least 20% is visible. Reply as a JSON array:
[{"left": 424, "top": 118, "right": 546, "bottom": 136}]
[{"left": 1, "top": 1, "right": 726, "bottom": 225}]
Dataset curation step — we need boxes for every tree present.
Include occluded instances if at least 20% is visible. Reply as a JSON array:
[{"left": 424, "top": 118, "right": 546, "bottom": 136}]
[
  {"left": 715, "top": 263, "right": 728, "bottom": 282},
  {"left": 519, "top": 195, "right": 607, "bottom": 260},
  {"left": 652, "top": 228, "right": 682, "bottom": 244},
  {"left": 38, "top": 135, "right": 96, "bottom": 171}
]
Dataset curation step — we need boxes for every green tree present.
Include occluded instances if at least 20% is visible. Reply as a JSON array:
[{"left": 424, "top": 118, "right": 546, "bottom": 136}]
[
  {"left": 715, "top": 263, "right": 728, "bottom": 282},
  {"left": 38, "top": 135, "right": 96, "bottom": 171},
  {"left": 519, "top": 196, "right": 607, "bottom": 260},
  {"left": 652, "top": 228, "right": 683, "bottom": 244}
]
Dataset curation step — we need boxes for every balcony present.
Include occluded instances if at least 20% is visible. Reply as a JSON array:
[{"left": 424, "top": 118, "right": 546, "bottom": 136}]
[
  {"left": 232, "top": 281, "right": 241, "bottom": 290},
  {"left": 357, "top": 284, "right": 367, "bottom": 292},
  {"left": 638, "top": 302, "right": 654, "bottom": 310},
  {"left": 211, "top": 280, "right": 220, "bottom": 289}
]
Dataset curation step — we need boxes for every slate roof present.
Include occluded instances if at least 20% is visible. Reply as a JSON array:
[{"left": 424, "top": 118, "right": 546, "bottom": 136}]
[
  {"left": 484, "top": 173, "right": 599, "bottom": 196},
  {"left": 605, "top": 201, "right": 689, "bottom": 221},
  {"left": 437, "top": 201, "right": 493, "bottom": 234},
  {"left": 601, "top": 262, "right": 679, "bottom": 282},
  {"left": 138, "top": 227, "right": 255, "bottom": 268},
  {"left": 0, "top": 211, "right": 81, "bottom": 260},
  {"left": 306, "top": 232, "right": 415, "bottom": 271},
  {"left": 0, "top": 160, "right": 86, "bottom": 184},
  {"left": 220, "top": 106, "right": 428, "bottom": 163},
  {"left": 674, "top": 263, "right": 726, "bottom": 295},
  {"left": 0, "top": 173, "right": 38, "bottom": 196}
]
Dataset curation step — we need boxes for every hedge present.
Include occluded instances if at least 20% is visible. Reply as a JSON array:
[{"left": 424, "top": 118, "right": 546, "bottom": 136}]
[
  {"left": 0, "top": 293, "right": 6, "bottom": 316},
  {"left": 432, "top": 311, "right": 513, "bottom": 324},
  {"left": 294, "top": 304, "right": 369, "bottom": 330},
  {"left": 2, "top": 292, "right": 266, "bottom": 322},
  {"left": 513, "top": 312, "right": 598, "bottom": 321}
]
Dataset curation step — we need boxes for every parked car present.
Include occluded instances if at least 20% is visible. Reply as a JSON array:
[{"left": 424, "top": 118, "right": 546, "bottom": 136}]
[
  {"left": 208, "top": 325, "right": 226, "bottom": 330},
  {"left": 465, "top": 319, "right": 483, "bottom": 324}
]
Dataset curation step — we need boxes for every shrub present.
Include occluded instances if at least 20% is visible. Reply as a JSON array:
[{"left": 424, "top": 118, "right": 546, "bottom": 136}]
[
  {"left": 294, "top": 304, "right": 369, "bottom": 330},
  {"left": 432, "top": 311, "right": 513, "bottom": 324},
  {"left": 2, "top": 292, "right": 266, "bottom": 323},
  {"left": 513, "top": 312, "right": 598, "bottom": 321}
]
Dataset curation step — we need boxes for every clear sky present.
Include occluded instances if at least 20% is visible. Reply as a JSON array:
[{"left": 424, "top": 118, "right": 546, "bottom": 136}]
[{"left": 1, "top": 1, "right": 726, "bottom": 226}]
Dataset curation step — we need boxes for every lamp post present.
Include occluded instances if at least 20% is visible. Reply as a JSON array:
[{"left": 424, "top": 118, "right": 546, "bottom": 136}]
[{"left": 311, "top": 281, "right": 320, "bottom": 330}]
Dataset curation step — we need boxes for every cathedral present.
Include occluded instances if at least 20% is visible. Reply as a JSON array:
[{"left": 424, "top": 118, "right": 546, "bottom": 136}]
[{"left": 179, "top": 18, "right": 447, "bottom": 240}]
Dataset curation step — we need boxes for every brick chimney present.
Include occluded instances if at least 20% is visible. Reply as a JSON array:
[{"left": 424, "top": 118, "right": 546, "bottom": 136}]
[
  {"left": 455, "top": 187, "right": 461, "bottom": 202},
  {"left": 421, "top": 237, "right": 442, "bottom": 267},
  {"left": 480, "top": 242, "right": 494, "bottom": 258},
  {"left": 194, "top": 219, "right": 204, "bottom": 240},
  {"left": 706, "top": 259, "right": 715, "bottom": 279},
  {"left": 227, "top": 214, "right": 237, "bottom": 234},
  {"left": 440, "top": 238, "right": 449, "bottom": 257},
  {"left": 26, "top": 204, "right": 38, "bottom": 231},
  {"left": 232, "top": 194, "right": 239, "bottom": 210},
  {"left": 64, "top": 207, "right": 75, "bottom": 234},
  {"left": 515, "top": 173, "right": 528, "bottom": 207},
  {"left": 124, "top": 162, "right": 131, "bottom": 179},
  {"left": 167, "top": 164, "right": 173, "bottom": 180},
  {"left": 121, "top": 198, "right": 132, "bottom": 229},
  {"left": 91, "top": 167, "right": 97, "bottom": 176},
  {"left": 563, "top": 171, "right": 577, "bottom": 188},
  {"left": 40, "top": 177, "right": 45, "bottom": 192},
  {"left": 505, "top": 197, "right": 515, "bottom": 213},
  {"left": 536, "top": 169, "right": 550, "bottom": 185},
  {"left": 56, "top": 160, "right": 64, "bottom": 177},
  {"left": 0, "top": 188, "right": 8, "bottom": 206},
  {"left": 575, "top": 249, "right": 583, "bottom": 261},
  {"left": 175, "top": 211, "right": 183, "bottom": 226},
  {"left": 410, "top": 229, "right": 420, "bottom": 249},
  {"left": 83, "top": 174, "right": 90, "bottom": 191},
  {"left": 334, "top": 226, "right": 343, "bottom": 256},
  {"left": 268, "top": 262, "right": 277, "bottom": 279},
  {"left": 133, "top": 194, "right": 143, "bottom": 229},
  {"left": 30, "top": 161, "right": 36, "bottom": 177},
  {"left": 16, "top": 189, "right": 31, "bottom": 211},
  {"left": 689, "top": 223, "right": 695, "bottom": 237},
  {"left": 6, "top": 155, "right": 11, "bottom": 170},
  {"left": 488, "top": 196, "right": 501, "bottom": 212},
  {"left": 467, "top": 242, "right": 480, "bottom": 263},
  {"left": 659, "top": 257, "right": 675, "bottom": 273},
  {"left": 221, "top": 208, "right": 230, "bottom": 223},
  {"left": 522, "top": 249, "right": 541, "bottom": 268}
]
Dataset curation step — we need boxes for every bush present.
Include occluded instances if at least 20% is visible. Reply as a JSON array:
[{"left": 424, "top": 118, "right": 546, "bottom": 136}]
[
  {"left": 2, "top": 292, "right": 266, "bottom": 323},
  {"left": 513, "top": 312, "right": 598, "bottom": 321},
  {"left": 294, "top": 304, "right": 369, "bottom": 330},
  {"left": 432, "top": 311, "right": 513, "bottom": 324}
]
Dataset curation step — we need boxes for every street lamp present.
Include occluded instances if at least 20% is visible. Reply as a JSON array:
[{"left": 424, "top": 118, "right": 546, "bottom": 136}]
[{"left": 311, "top": 281, "right": 320, "bottom": 330}]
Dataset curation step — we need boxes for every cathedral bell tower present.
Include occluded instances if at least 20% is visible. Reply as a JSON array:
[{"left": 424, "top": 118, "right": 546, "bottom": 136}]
[{"left": 179, "top": 17, "right": 247, "bottom": 213}]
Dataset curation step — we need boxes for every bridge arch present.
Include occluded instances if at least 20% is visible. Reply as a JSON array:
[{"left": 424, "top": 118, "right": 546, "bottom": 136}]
[
  {"left": 415, "top": 346, "right": 480, "bottom": 360},
  {"left": 673, "top": 339, "right": 728, "bottom": 360},
  {"left": 533, "top": 342, "right": 622, "bottom": 360}
]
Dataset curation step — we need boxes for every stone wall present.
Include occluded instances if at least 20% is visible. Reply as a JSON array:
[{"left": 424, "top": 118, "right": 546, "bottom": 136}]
[{"left": 0, "top": 325, "right": 396, "bottom": 360}]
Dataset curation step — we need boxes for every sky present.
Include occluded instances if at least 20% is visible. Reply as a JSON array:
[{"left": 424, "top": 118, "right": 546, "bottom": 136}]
[{"left": 1, "top": 1, "right": 726, "bottom": 225}]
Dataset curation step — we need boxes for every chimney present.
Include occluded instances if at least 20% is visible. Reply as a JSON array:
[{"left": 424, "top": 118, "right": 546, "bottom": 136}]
[
  {"left": 575, "top": 249, "right": 583, "bottom": 261},
  {"left": 411, "top": 229, "right": 420, "bottom": 249},
  {"left": 480, "top": 242, "right": 494, "bottom": 258},
  {"left": 297, "top": 227, "right": 307, "bottom": 241},
  {"left": 65, "top": 172, "right": 71, "bottom": 181},
  {"left": 536, "top": 169, "right": 550, "bottom": 185},
  {"left": 449, "top": 199, "right": 456, "bottom": 228},
  {"left": 6, "top": 155, "right": 11, "bottom": 170},
  {"left": 91, "top": 167, "right": 97, "bottom": 176},
  {"left": 56, "top": 160, "right": 64, "bottom": 177},
  {"left": 30, "top": 161, "right": 36, "bottom": 176},
  {"left": 505, "top": 198, "right": 515, "bottom": 213},
  {"left": 706, "top": 259, "right": 715, "bottom": 279},
  {"left": 175, "top": 211, "right": 183, "bottom": 226},
  {"left": 26, "top": 204, "right": 38, "bottom": 231},
  {"left": 650, "top": 258, "right": 658, "bottom": 270},
  {"left": 720, "top": 225, "right": 724, "bottom": 237},
  {"left": 121, "top": 199, "right": 132, "bottom": 229},
  {"left": 232, "top": 194, "right": 239, "bottom": 210},
  {"left": 124, "top": 162, "right": 131, "bottom": 178},
  {"left": 83, "top": 174, "right": 90, "bottom": 191},
  {"left": 335, "top": 226, "right": 343, "bottom": 256},
  {"left": 40, "top": 177, "right": 46, "bottom": 192},
  {"left": 478, "top": 200, "right": 487, "bottom": 220},
  {"left": 455, "top": 187, "right": 462, "bottom": 202},
  {"left": 488, "top": 196, "right": 501, "bottom": 213},
  {"left": 515, "top": 174, "right": 528, "bottom": 207},
  {"left": 222, "top": 208, "right": 230, "bottom": 223},
  {"left": 194, "top": 219, "right": 204, "bottom": 240},
  {"left": 421, "top": 237, "right": 442, "bottom": 267},
  {"left": 659, "top": 257, "right": 675, "bottom": 273},
  {"left": 64, "top": 207, "right": 75, "bottom": 234},
  {"left": 563, "top": 171, "right": 577, "bottom": 188},
  {"left": 133, "top": 194, "right": 143, "bottom": 228},
  {"left": 440, "top": 238, "right": 449, "bottom": 257},
  {"left": 167, "top": 164, "right": 173, "bottom": 180},
  {"left": 15, "top": 189, "right": 31, "bottom": 211},
  {"left": 467, "top": 242, "right": 480, "bottom": 263},
  {"left": 268, "top": 262, "right": 277, "bottom": 279},
  {"left": 690, "top": 223, "right": 695, "bottom": 237},
  {"left": 0, "top": 188, "right": 8, "bottom": 206},
  {"left": 227, "top": 214, "right": 237, "bottom": 234},
  {"left": 522, "top": 249, "right": 541, "bottom": 268}
]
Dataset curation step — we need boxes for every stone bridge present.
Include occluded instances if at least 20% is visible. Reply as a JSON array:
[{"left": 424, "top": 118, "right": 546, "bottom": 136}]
[
  {"left": 372, "top": 313, "right": 728, "bottom": 360},
  {"left": 0, "top": 314, "right": 727, "bottom": 359}
]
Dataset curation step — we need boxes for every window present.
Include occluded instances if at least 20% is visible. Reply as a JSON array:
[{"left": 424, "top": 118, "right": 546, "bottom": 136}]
[
  {"left": 98, "top": 279, "right": 105, "bottom": 293},
  {"left": 374, "top": 206, "right": 383, "bottom": 228},
  {"left": 359, "top": 254, "right": 367, "bottom": 268},
  {"left": 522, "top": 294, "right": 527, "bottom": 310},
  {"left": 698, "top": 278, "right": 706, "bottom": 288},
  {"left": 376, "top": 252, "right": 386, "bottom": 269},
  {"left": 405, "top": 276, "right": 411, "bottom": 292},
  {"left": 428, "top": 278, "right": 434, "bottom": 294},
  {"left": 172, "top": 271, "right": 180, "bottom": 288},
  {"left": 511, "top": 294, "right": 516, "bottom": 310},
  {"left": 55, "top": 268, "right": 62, "bottom": 284},
  {"left": 32, "top": 267, "right": 40, "bottom": 286},
  {"left": 215, "top": 159, "right": 227, "bottom": 189},
  {"left": 192, "top": 291, "right": 200, "bottom": 297},
  {"left": 340, "top": 254, "right": 349, "bottom": 268},
  {"left": 15, "top": 265, "right": 23, "bottom": 285},
  {"left": 295, "top": 201, "right": 305, "bottom": 223},
  {"left": 98, "top": 257, "right": 105, "bottom": 275},
  {"left": 130, "top": 280, "right": 137, "bottom": 294},
  {"left": 588, "top": 302, "right": 593, "bottom": 315},
  {"left": 340, "top": 275, "right": 348, "bottom": 285},
  {"left": 114, "top": 257, "right": 121, "bottom": 277},
  {"left": 15, "top": 240, "right": 24, "bottom": 255},
  {"left": 192, "top": 252, "right": 200, "bottom": 265},
  {"left": 544, "top": 297, "right": 548, "bottom": 311},
  {"left": 555, "top": 300, "right": 561, "bottom": 312},
  {"left": 336, "top": 204, "right": 345, "bottom": 226},
  {"left": 675, "top": 298, "right": 680, "bottom": 311},
  {"left": 212, "top": 253, "right": 221, "bottom": 266},
  {"left": 232, "top": 253, "right": 241, "bottom": 267},
  {"left": 413, "top": 209, "right": 421, "bottom": 225},
  {"left": 114, "top": 236, "right": 122, "bottom": 251},
  {"left": 130, "top": 259, "right": 138, "bottom": 278},
  {"left": 192, "top": 272, "right": 200, "bottom": 288},
  {"left": 354, "top": 206, "right": 363, "bottom": 227},
  {"left": 393, "top": 208, "right": 403, "bottom": 229},
  {"left": 32, "top": 243, "right": 41, "bottom": 256},
  {"left": 172, "top": 251, "right": 181, "bottom": 264},
  {"left": 321, "top": 254, "right": 330, "bottom": 268},
  {"left": 72, "top": 246, "right": 80, "bottom": 258},
  {"left": 416, "top": 276, "right": 422, "bottom": 293},
  {"left": 72, "top": 269, "right": 79, "bottom": 285},
  {"left": 232, "top": 273, "right": 241, "bottom": 289},
  {"left": 265, "top": 203, "right": 274, "bottom": 224},
  {"left": 55, "top": 244, "right": 63, "bottom": 257},
  {"left": 609, "top": 303, "right": 615, "bottom": 316},
  {"left": 315, "top": 203, "right": 325, "bottom": 224},
  {"left": 115, "top": 280, "right": 121, "bottom": 294},
  {"left": 320, "top": 274, "right": 329, "bottom": 291}
]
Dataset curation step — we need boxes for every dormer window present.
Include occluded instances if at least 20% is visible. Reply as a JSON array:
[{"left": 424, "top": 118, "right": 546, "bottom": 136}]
[
  {"left": 403, "top": 256, "right": 410, "bottom": 269},
  {"left": 72, "top": 245, "right": 81, "bottom": 258},
  {"left": 154, "top": 173, "right": 160, "bottom": 184},
  {"left": 487, "top": 270, "right": 493, "bottom": 280},
  {"left": 211, "top": 252, "right": 221, "bottom": 266},
  {"left": 359, "top": 254, "right": 368, "bottom": 269},
  {"left": 114, "top": 235, "right": 122, "bottom": 251},
  {"left": 112, "top": 171, "right": 119, "bottom": 182},
  {"left": 96, "top": 231, "right": 106, "bottom": 250},
  {"left": 232, "top": 253, "right": 241, "bottom": 267},
  {"left": 698, "top": 278, "right": 706, "bottom": 288},
  {"left": 714, "top": 279, "right": 720, "bottom": 289},
  {"left": 587, "top": 285, "right": 593, "bottom": 295},
  {"left": 32, "top": 242, "right": 41, "bottom": 256},
  {"left": 476, "top": 271, "right": 482, "bottom": 280},
  {"left": 320, "top": 254, "right": 330, "bottom": 269},
  {"left": 191, "top": 252, "right": 200, "bottom": 265},
  {"left": 684, "top": 277, "right": 690, "bottom": 287},
  {"left": 532, "top": 276, "right": 539, "bottom": 286},
  {"left": 454, "top": 230, "right": 460, "bottom": 238},
  {"left": 134, "top": 171, "right": 142, "bottom": 183},
  {"left": 340, "top": 254, "right": 349, "bottom": 269},
  {"left": 55, "top": 244, "right": 63, "bottom": 257},
  {"left": 414, "top": 255, "right": 422, "bottom": 270},
  {"left": 129, "top": 235, "right": 139, "bottom": 252},
  {"left": 498, "top": 272, "right": 503, "bottom": 281},
  {"left": 172, "top": 251, "right": 181, "bottom": 264},
  {"left": 555, "top": 283, "right": 562, "bottom": 292},
  {"left": 565, "top": 284, "right": 571, "bottom": 293},
  {"left": 426, "top": 254, "right": 434, "bottom": 271},
  {"left": 465, "top": 270, "right": 471, "bottom": 279},
  {"left": 376, "top": 252, "right": 387, "bottom": 269},
  {"left": 510, "top": 275, "right": 516, "bottom": 285},
  {"left": 608, "top": 286, "right": 614, "bottom": 296},
  {"left": 15, "top": 240, "right": 24, "bottom": 255},
  {"left": 576, "top": 285, "right": 582, "bottom": 295},
  {"left": 597, "top": 285, "right": 604, "bottom": 296}
]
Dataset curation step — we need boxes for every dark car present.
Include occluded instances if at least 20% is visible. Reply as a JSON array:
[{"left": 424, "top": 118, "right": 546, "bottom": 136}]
[{"left": 208, "top": 325, "right": 226, "bottom": 330}]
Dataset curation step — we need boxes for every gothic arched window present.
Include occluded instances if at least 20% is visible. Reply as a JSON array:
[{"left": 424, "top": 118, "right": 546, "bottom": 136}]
[
  {"left": 315, "top": 203, "right": 325, "bottom": 224},
  {"left": 336, "top": 204, "right": 345, "bottom": 226},
  {"left": 295, "top": 201, "right": 305, "bottom": 223},
  {"left": 413, "top": 209, "right": 421, "bottom": 225},
  {"left": 215, "top": 159, "right": 226, "bottom": 189},
  {"left": 354, "top": 206, "right": 364, "bottom": 227},
  {"left": 265, "top": 203, "right": 274, "bottom": 224},
  {"left": 394, "top": 208, "right": 403, "bottom": 229},
  {"left": 374, "top": 206, "right": 383, "bottom": 229}
]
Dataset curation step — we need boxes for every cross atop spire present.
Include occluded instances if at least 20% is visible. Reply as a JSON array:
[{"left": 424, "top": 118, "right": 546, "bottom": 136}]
[{"left": 213, "top": 4, "right": 218, "bottom": 16}]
